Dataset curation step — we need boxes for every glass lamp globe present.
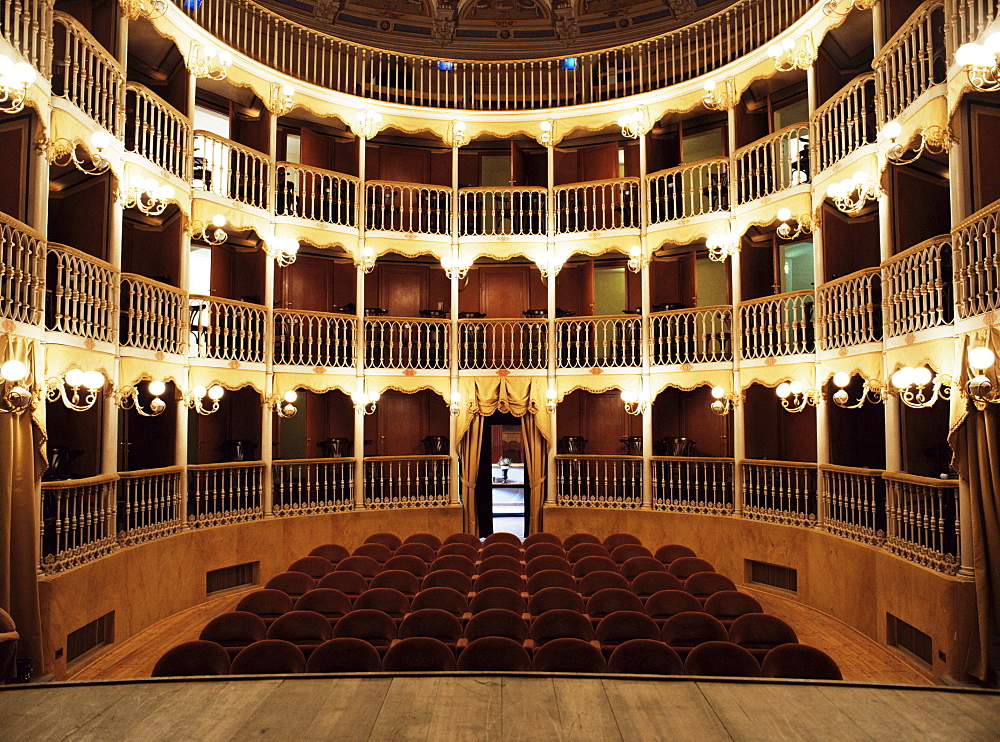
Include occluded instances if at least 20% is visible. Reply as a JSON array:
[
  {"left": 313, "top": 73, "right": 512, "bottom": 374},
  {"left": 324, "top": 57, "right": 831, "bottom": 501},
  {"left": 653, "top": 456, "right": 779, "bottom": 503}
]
[
  {"left": 968, "top": 346, "right": 995, "bottom": 372},
  {"left": 207, "top": 385, "right": 225, "bottom": 401},
  {"left": 148, "top": 380, "right": 167, "bottom": 397},
  {"left": 1, "top": 359, "right": 27, "bottom": 382},
  {"left": 65, "top": 368, "right": 85, "bottom": 388}
]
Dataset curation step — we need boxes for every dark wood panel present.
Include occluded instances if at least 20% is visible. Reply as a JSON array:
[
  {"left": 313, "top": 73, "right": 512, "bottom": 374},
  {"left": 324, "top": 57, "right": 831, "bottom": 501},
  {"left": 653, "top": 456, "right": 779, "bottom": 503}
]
[
  {"left": 971, "top": 103, "right": 1000, "bottom": 211},
  {"left": 578, "top": 142, "right": 618, "bottom": 182},
  {"left": 0, "top": 118, "right": 28, "bottom": 221},
  {"left": 891, "top": 168, "right": 950, "bottom": 253},
  {"left": 278, "top": 254, "right": 335, "bottom": 311},
  {"left": 48, "top": 174, "right": 111, "bottom": 261},
  {"left": 379, "top": 144, "right": 430, "bottom": 185},
  {"left": 822, "top": 205, "right": 880, "bottom": 281},
  {"left": 482, "top": 267, "right": 530, "bottom": 318}
]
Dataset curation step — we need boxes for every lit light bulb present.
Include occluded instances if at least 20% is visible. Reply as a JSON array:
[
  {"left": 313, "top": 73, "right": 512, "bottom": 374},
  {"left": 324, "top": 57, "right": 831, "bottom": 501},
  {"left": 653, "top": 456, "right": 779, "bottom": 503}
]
[
  {"left": 911, "top": 367, "right": 933, "bottom": 387},
  {"left": 148, "top": 380, "right": 166, "bottom": 397},
  {"left": 703, "top": 79, "right": 716, "bottom": 92},
  {"left": 1, "top": 360, "right": 27, "bottom": 382},
  {"left": 211, "top": 214, "right": 227, "bottom": 228},
  {"left": 283, "top": 390, "right": 298, "bottom": 403},
  {"left": 968, "top": 346, "right": 995, "bottom": 372},
  {"left": 192, "top": 384, "right": 208, "bottom": 398},
  {"left": 891, "top": 368, "right": 913, "bottom": 390},
  {"left": 82, "top": 370, "right": 105, "bottom": 390},
  {"left": 207, "top": 384, "right": 225, "bottom": 401},
  {"left": 65, "top": 368, "right": 85, "bottom": 388},
  {"left": 832, "top": 372, "right": 851, "bottom": 389},
  {"left": 776, "top": 382, "right": 791, "bottom": 399},
  {"left": 90, "top": 131, "right": 110, "bottom": 150},
  {"left": 777, "top": 207, "right": 791, "bottom": 222},
  {"left": 711, "top": 386, "right": 725, "bottom": 399},
  {"left": 789, "top": 380, "right": 804, "bottom": 395},
  {"left": 880, "top": 120, "right": 902, "bottom": 140},
  {"left": 281, "top": 84, "right": 294, "bottom": 97}
]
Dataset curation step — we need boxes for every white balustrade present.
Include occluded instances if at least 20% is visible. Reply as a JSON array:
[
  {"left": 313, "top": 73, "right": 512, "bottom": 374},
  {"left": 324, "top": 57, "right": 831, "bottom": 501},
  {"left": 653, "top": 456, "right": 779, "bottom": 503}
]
[
  {"left": 651, "top": 457, "right": 735, "bottom": 514},
  {"left": 276, "top": 163, "right": 358, "bottom": 227},
  {"left": 881, "top": 236, "right": 953, "bottom": 337},
  {"left": 189, "top": 295, "right": 265, "bottom": 363},
  {"left": 820, "top": 465, "right": 885, "bottom": 546},
  {"left": 556, "top": 455, "right": 643, "bottom": 508},
  {"left": 274, "top": 309, "right": 355, "bottom": 368},
  {"left": 555, "top": 179, "right": 641, "bottom": 233},
  {"left": 883, "top": 471, "right": 960, "bottom": 575},
  {"left": 946, "top": 0, "right": 1000, "bottom": 54},
  {"left": 125, "top": 83, "right": 191, "bottom": 180},
  {"left": 815, "top": 267, "right": 882, "bottom": 350},
  {"left": 647, "top": 159, "right": 730, "bottom": 223},
  {"left": 458, "top": 319, "right": 548, "bottom": 370},
  {"left": 458, "top": 188, "right": 547, "bottom": 236},
  {"left": 273, "top": 458, "right": 355, "bottom": 516},
  {"left": 52, "top": 12, "right": 124, "bottom": 137},
  {"left": 0, "top": 212, "right": 44, "bottom": 325},
  {"left": 1, "top": 0, "right": 52, "bottom": 74},
  {"left": 46, "top": 243, "right": 118, "bottom": 343},
  {"left": 734, "top": 125, "right": 810, "bottom": 204},
  {"left": 365, "top": 181, "right": 451, "bottom": 235},
  {"left": 365, "top": 317, "right": 450, "bottom": 370},
  {"left": 364, "top": 456, "right": 450, "bottom": 508},
  {"left": 40, "top": 474, "right": 119, "bottom": 574},
  {"left": 117, "top": 466, "right": 184, "bottom": 546},
  {"left": 556, "top": 316, "right": 642, "bottom": 369},
  {"left": 193, "top": 131, "right": 270, "bottom": 209},
  {"left": 738, "top": 291, "right": 815, "bottom": 359},
  {"left": 742, "top": 459, "right": 818, "bottom": 527},
  {"left": 810, "top": 73, "right": 876, "bottom": 176},
  {"left": 650, "top": 306, "right": 733, "bottom": 365},
  {"left": 187, "top": 462, "right": 264, "bottom": 528},
  {"left": 953, "top": 198, "right": 1000, "bottom": 319},
  {"left": 874, "top": 0, "right": 946, "bottom": 127},
  {"left": 120, "top": 274, "right": 187, "bottom": 355}
]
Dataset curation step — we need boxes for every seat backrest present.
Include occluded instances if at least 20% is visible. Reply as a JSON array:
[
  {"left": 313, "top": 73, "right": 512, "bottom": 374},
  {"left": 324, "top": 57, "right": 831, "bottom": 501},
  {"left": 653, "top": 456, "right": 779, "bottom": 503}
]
[
  {"left": 382, "top": 554, "right": 429, "bottom": 577},
  {"left": 365, "top": 532, "right": 403, "bottom": 550},
  {"left": 305, "top": 638, "right": 382, "bottom": 673},
  {"left": 526, "top": 555, "right": 572, "bottom": 577},
  {"left": 562, "top": 533, "right": 601, "bottom": 550},
  {"left": 293, "top": 588, "right": 353, "bottom": 619},
  {"left": 369, "top": 569, "right": 422, "bottom": 596},
  {"left": 630, "top": 571, "right": 683, "bottom": 598},
  {"left": 398, "top": 608, "right": 464, "bottom": 644},
  {"left": 266, "top": 611, "right": 333, "bottom": 642},
  {"left": 482, "top": 532, "right": 522, "bottom": 548},
  {"left": 530, "top": 609, "right": 595, "bottom": 645},
  {"left": 264, "top": 572, "right": 317, "bottom": 599},
  {"left": 527, "top": 586, "right": 586, "bottom": 616},
  {"left": 354, "top": 588, "right": 411, "bottom": 618},
  {"left": 572, "top": 556, "right": 619, "bottom": 578},
  {"left": 200, "top": 611, "right": 267, "bottom": 644},
  {"left": 429, "top": 554, "right": 477, "bottom": 577},
  {"left": 351, "top": 542, "right": 394, "bottom": 564},
  {"left": 235, "top": 589, "right": 294, "bottom": 620},
  {"left": 394, "top": 542, "right": 437, "bottom": 563},
  {"left": 661, "top": 611, "right": 728, "bottom": 646},
  {"left": 308, "top": 543, "right": 351, "bottom": 564},
  {"left": 442, "top": 532, "right": 482, "bottom": 547},
  {"left": 464, "top": 608, "right": 530, "bottom": 643},
  {"left": 478, "top": 555, "right": 523, "bottom": 574},
  {"left": 317, "top": 571, "right": 368, "bottom": 597},
  {"left": 586, "top": 588, "right": 644, "bottom": 619},
  {"left": 287, "top": 556, "right": 336, "bottom": 579},
  {"left": 667, "top": 557, "right": 715, "bottom": 580},
  {"left": 230, "top": 639, "right": 306, "bottom": 675},
  {"left": 619, "top": 556, "right": 667, "bottom": 581},
  {"left": 522, "top": 532, "right": 563, "bottom": 548},
  {"left": 332, "top": 609, "right": 397, "bottom": 644},
  {"left": 473, "top": 568, "right": 524, "bottom": 594},
  {"left": 410, "top": 586, "right": 469, "bottom": 616},
  {"left": 761, "top": 643, "right": 842, "bottom": 680},
  {"left": 526, "top": 569, "right": 577, "bottom": 594},
  {"left": 404, "top": 532, "right": 443, "bottom": 549},
  {"left": 566, "top": 543, "right": 610, "bottom": 563},
  {"left": 457, "top": 637, "right": 531, "bottom": 671},
  {"left": 470, "top": 586, "right": 526, "bottom": 615},
  {"left": 479, "top": 542, "right": 523, "bottom": 560},
  {"left": 645, "top": 590, "right": 703, "bottom": 621},
  {"left": 152, "top": 640, "right": 231, "bottom": 677},
  {"left": 703, "top": 591, "right": 763, "bottom": 622},
  {"left": 382, "top": 637, "right": 457, "bottom": 672},
  {"left": 602, "top": 533, "right": 642, "bottom": 551},
  {"left": 684, "top": 641, "right": 761, "bottom": 677},
  {"left": 577, "top": 571, "right": 630, "bottom": 598},
  {"left": 596, "top": 611, "right": 660, "bottom": 644},
  {"left": 531, "top": 638, "right": 606, "bottom": 673},
  {"left": 523, "top": 543, "right": 567, "bottom": 561},
  {"left": 607, "top": 639, "right": 684, "bottom": 676},
  {"left": 610, "top": 544, "right": 653, "bottom": 565},
  {"left": 437, "top": 542, "right": 479, "bottom": 561},
  {"left": 728, "top": 614, "right": 798, "bottom": 647},
  {"left": 654, "top": 544, "right": 697, "bottom": 564},
  {"left": 334, "top": 555, "right": 382, "bottom": 579},
  {"left": 421, "top": 568, "right": 473, "bottom": 594},
  {"left": 684, "top": 572, "right": 737, "bottom": 600}
]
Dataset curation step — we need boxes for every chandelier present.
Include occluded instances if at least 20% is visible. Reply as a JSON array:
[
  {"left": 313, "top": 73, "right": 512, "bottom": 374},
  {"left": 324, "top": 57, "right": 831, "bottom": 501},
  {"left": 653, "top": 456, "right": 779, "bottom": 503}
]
[
  {"left": 353, "top": 110, "right": 384, "bottom": 140},
  {"left": 967, "top": 347, "right": 999, "bottom": 410},
  {"left": 535, "top": 250, "right": 563, "bottom": 280},
  {"left": 627, "top": 245, "right": 648, "bottom": 273},
  {"left": 768, "top": 36, "right": 816, "bottom": 72},
  {"left": 189, "top": 214, "right": 228, "bottom": 246},
  {"left": 0, "top": 54, "right": 37, "bottom": 114},
  {"left": 358, "top": 245, "right": 377, "bottom": 273},
  {"left": 823, "top": 0, "right": 877, "bottom": 16},
  {"left": 441, "top": 254, "right": 471, "bottom": 280},
  {"left": 118, "top": 0, "right": 167, "bottom": 20},
  {"left": 268, "top": 84, "right": 295, "bottom": 117},
  {"left": 545, "top": 387, "right": 558, "bottom": 413},
  {"left": 955, "top": 34, "right": 1000, "bottom": 92},
  {"left": 621, "top": 380, "right": 651, "bottom": 415},
  {"left": 710, "top": 386, "right": 738, "bottom": 416},
  {"left": 352, "top": 387, "right": 380, "bottom": 415},
  {"left": 450, "top": 121, "right": 468, "bottom": 148},
  {"left": 449, "top": 391, "right": 463, "bottom": 416},
  {"left": 617, "top": 107, "right": 650, "bottom": 140},
  {"left": 271, "top": 390, "right": 298, "bottom": 418},
  {"left": 538, "top": 120, "right": 555, "bottom": 147},
  {"left": 47, "top": 369, "right": 106, "bottom": 412}
]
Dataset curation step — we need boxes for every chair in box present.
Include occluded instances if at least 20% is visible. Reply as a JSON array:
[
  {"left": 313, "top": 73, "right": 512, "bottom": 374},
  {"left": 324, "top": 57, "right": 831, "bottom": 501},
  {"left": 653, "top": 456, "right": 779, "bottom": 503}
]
[
  {"left": 631, "top": 571, "right": 683, "bottom": 599},
  {"left": 294, "top": 589, "right": 353, "bottom": 628},
  {"left": 473, "top": 569, "right": 525, "bottom": 594},
  {"left": 572, "top": 555, "right": 619, "bottom": 579},
  {"left": 523, "top": 542, "right": 566, "bottom": 561},
  {"left": 728, "top": 613, "right": 798, "bottom": 662},
  {"left": 398, "top": 608, "right": 464, "bottom": 653},
  {"left": 151, "top": 640, "right": 231, "bottom": 677},
  {"left": 684, "top": 572, "right": 737, "bottom": 605},
  {"left": 596, "top": 611, "right": 661, "bottom": 660},
  {"left": 404, "top": 532, "right": 443, "bottom": 549},
  {"left": 265, "top": 572, "right": 317, "bottom": 601},
  {"left": 607, "top": 639, "right": 684, "bottom": 676},
  {"left": 483, "top": 532, "right": 522, "bottom": 548},
  {"left": 370, "top": 569, "right": 421, "bottom": 597},
  {"left": 230, "top": 639, "right": 306, "bottom": 675},
  {"left": 761, "top": 643, "right": 842, "bottom": 680},
  {"left": 458, "top": 637, "right": 531, "bottom": 671},
  {"left": 619, "top": 556, "right": 666, "bottom": 582},
  {"left": 235, "top": 589, "right": 294, "bottom": 627},
  {"left": 562, "top": 533, "right": 601, "bottom": 550},
  {"left": 667, "top": 557, "right": 715, "bottom": 580},
  {"left": 430, "top": 554, "right": 477, "bottom": 577},
  {"left": 577, "top": 571, "right": 629, "bottom": 598},
  {"left": 354, "top": 588, "right": 411, "bottom": 623},
  {"left": 382, "top": 637, "right": 457, "bottom": 671},
  {"left": 305, "top": 638, "right": 382, "bottom": 673},
  {"left": 522, "top": 532, "right": 562, "bottom": 548},
  {"left": 610, "top": 544, "right": 653, "bottom": 565},
  {"left": 266, "top": 610, "right": 333, "bottom": 659},
  {"left": 654, "top": 544, "right": 696, "bottom": 565},
  {"left": 394, "top": 542, "right": 437, "bottom": 563},
  {"left": 532, "top": 638, "right": 607, "bottom": 673},
  {"left": 479, "top": 555, "right": 523, "bottom": 574},
  {"left": 383, "top": 554, "right": 429, "bottom": 578},
  {"left": 335, "top": 555, "right": 382, "bottom": 580},
  {"left": 422, "top": 569, "right": 473, "bottom": 595},
  {"left": 566, "top": 543, "right": 610, "bottom": 563},
  {"left": 288, "top": 556, "right": 336, "bottom": 580},
  {"left": 603, "top": 533, "right": 642, "bottom": 551},
  {"left": 199, "top": 611, "right": 267, "bottom": 660},
  {"left": 352, "top": 542, "right": 394, "bottom": 564},
  {"left": 442, "top": 532, "right": 482, "bottom": 547},
  {"left": 332, "top": 609, "right": 397, "bottom": 656},
  {"left": 526, "top": 569, "right": 577, "bottom": 594},
  {"left": 365, "top": 532, "right": 403, "bottom": 551},
  {"left": 438, "top": 542, "right": 479, "bottom": 561},
  {"left": 317, "top": 571, "right": 368, "bottom": 600},
  {"left": 479, "top": 542, "right": 522, "bottom": 560},
  {"left": 684, "top": 640, "right": 761, "bottom": 677},
  {"left": 527, "top": 587, "right": 586, "bottom": 617},
  {"left": 660, "top": 611, "right": 728, "bottom": 662},
  {"left": 703, "top": 591, "right": 763, "bottom": 629},
  {"left": 410, "top": 587, "right": 470, "bottom": 620},
  {"left": 309, "top": 543, "right": 350, "bottom": 564},
  {"left": 470, "top": 587, "right": 527, "bottom": 616},
  {"left": 526, "top": 555, "right": 572, "bottom": 577}
]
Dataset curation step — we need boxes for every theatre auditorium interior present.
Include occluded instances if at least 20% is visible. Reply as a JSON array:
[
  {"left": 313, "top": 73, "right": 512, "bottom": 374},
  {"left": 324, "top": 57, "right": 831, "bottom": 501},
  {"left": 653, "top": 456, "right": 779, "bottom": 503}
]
[{"left": 1, "top": 0, "right": 1000, "bottom": 737}]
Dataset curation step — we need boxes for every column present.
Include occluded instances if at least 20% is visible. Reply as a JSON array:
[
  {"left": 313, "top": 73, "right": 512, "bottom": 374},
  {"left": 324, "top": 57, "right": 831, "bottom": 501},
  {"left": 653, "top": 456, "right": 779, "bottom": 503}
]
[
  {"left": 353, "top": 132, "right": 369, "bottom": 509},
  {"left": 726, "top": 104, "right": 745, "bottom": 515},
  {"left": 261, "top": 109, "right": 279, "bottom": 517},
  {"left": 812, "top": 224, "right": 830, "bottom": 529},
  {"left": 544, "top": 132, "right": 558, "bottom": 507},
  {"left": 448, "top": 132, "right": 461, "bottom": 506},
  {"left": 878, "top": 193, "right": 902, "bottom": 472},
  {"left": 638, "top": 128, "right": 652, "bottom": 510}
]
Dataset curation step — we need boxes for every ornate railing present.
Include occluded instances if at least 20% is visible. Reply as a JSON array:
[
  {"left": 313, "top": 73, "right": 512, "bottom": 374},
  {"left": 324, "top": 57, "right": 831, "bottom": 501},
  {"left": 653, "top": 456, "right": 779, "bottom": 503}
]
[
  {"left": 458, "top": 318, "right": 548, "bottom": 370},
  {"left": 1, "top": 0, "right": 52, "bottom": 74},
  {"left": 52, "top": 12, "right": 124, "bottom": 137},
  {"left": 881, "top": 235, "right": 953, "bottom": 337},
  {"left": 187, "top": 462, "right": 265, "bottom": 528},
  {"left": 734, "top": 124, "right": 810, "bottom": 204},
  {"left": 554, "top": 179, "right": 641, "bottom": 233},
  {"left": 647, "top": 159, "right": 730, "bottom": 223},
  {"left": 946, "top": 0, "right": 1000, "bottom": 53},
  {"left": 820, "top": 464, "right": 885, "bottom": 546},
  {"left": 556, "top": 315, "right": 641, "bottom": 369},
  {"left": 815, "top": 267, "right": 882, "bottom": 350},
  {"left": 45, "top": 243, "right": 118, "bottom": 343},
  {"left": 192, "top": 131, "right": 269, "bottom": 209},
  {"left": 365, "top": 181, "right": 451, "bottom": 235},
  {"left": 651, "top": 457, "right": 735, "bottom": 514},
  {"left": 952, "top": 198, "right": 1000, "bottom": 319},
  {"left": 555, "top": 455, "right": 643, "bottom": 508},
  {"left": 273, "top": 458, "right": 355, "bottom": 516},
  {"left": 458, "top": 187, "right": 547, "bottom": 237},
  {"left": 650, "top": 306, "right": 733, "bottom": 365},
  {"left": 738, "top": 290, "right": 814, "bottom": 359},
  {"left": 742, "top": 459, "right": 817, "bottom": 527},
  {"left": 120, "top": 274, "right": 187, "bottom": 355},
  {"left": 275, "top": 163, "right": 358, "bottom": 227},
  {"left": 188, "top": 295, "right": 266, "bottom": 363},
  {"left": 363, "top": 456, "right": 450, "bottom": 508},
  {"left": 883, "top": 471, "right": 960, "bottom": 575},
  {"left": 125, "top": 83, "right": 190, "bottom": 180},
  {"left": 365, "top": 317, "right": 450, "bottom": 370},
  {"left": 0, "top": 212, "right": 45, "bottom": 325},
  {"left": 874, "top": 0, "right": 946, "bottom": 126},
  {"left": 810, "top": 73, "right": 877, "bottom": 176},
  {"left": 40, "top": 474, "right": 119, "bottom": 575},
  {"left": 273, "top": 309, "right": 355, "bottom": 368},
  {"left": 177, "top": 0, "right": 813, "bottom": 110},
  {"left": 116, "top": 466, "right": 184, "bottom": 546}
]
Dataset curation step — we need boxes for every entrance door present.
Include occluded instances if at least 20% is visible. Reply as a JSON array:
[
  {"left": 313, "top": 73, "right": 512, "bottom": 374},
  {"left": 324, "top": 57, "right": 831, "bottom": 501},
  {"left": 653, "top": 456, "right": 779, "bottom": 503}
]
[{"left": 474, "top": 413, "right": 529, "bottom": 538}]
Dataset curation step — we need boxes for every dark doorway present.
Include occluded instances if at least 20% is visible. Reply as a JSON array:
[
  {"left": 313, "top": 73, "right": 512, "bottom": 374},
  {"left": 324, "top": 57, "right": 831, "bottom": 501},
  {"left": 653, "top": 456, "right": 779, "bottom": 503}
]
[{"left": 474, "top": 412, "right": 529, "bottom": 538}]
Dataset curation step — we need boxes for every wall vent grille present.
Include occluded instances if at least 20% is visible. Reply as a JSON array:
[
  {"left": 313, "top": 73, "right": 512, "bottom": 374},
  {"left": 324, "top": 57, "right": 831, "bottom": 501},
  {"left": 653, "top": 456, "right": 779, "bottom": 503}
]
[
  {"left": 747, "top": 560, "right": 798, "bottom": 592},
  {"left": 888, "top": 613, "right": 933, "bottom": 665},
  {"left": 67, "top": 611, "right": 114, "bottom": 664},
  {"left": 207, "top": 562, "right": 258, "bottom": 595}
]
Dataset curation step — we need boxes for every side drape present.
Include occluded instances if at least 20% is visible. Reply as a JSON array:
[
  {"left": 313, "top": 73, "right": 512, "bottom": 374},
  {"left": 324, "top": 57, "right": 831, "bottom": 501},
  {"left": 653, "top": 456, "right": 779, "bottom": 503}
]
[
  {"left": 520, "top": 413, "right": 546, "bottom": 534},
  {"left": 459, "top": 415, "right": 484, "bottom": 535}
]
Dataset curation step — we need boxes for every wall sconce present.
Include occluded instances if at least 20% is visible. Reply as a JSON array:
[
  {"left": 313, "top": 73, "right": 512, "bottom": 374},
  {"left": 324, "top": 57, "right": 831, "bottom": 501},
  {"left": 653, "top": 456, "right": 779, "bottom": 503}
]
[
  {"left": 827, "top": 171, "right": 881, "bottom": 216},
  {"left": 539, "top": 120, "right": 554, "bottom": 146},
  {"left": 117, "top": 380, "right": 167, "bottom": 416},
  {"left": 880, "top": 120, "right": 952, "bottom": 166},
  {"left": 889, "top": 366, "right": 951, "bottom": 409},
  {"left": 823, "top": 0, "right": 877, "bottom": 16},
  {"left": 621, "top": 381, "right": 651, "bottom": 416},
  {"left": 353, "top": 109, "right": 384, "bottom": 140},
  {"left": 702, "top": 78, "right": 736, "bottom": 111},
  {"left": 187, "top": 42, "right": 232, "bottom": 80},
  {"left": 46, "top": 132, "right": 112, "bottom": 175},
  {"left": 768, "top": 36, "right": 816, "bottom": 71},
  {"left": 118, "top": 175, "right": 175, "bottom": 216},
  {"left": 707, "top": 232, "right": 740, "bottom": 262},
  {"left": 189, "top": 214, "right": 228, "bottom": 245},
  {"left": 442, "top": 254, "right": 471, "bottom": 280},
  {"left": 0, "top": 54, "right": 37, "bottom": 114},
  {"left": 710, "top": 385, "right": 738, "bottom": 416},
  {"left": 627, "top": 245, "right": 648, "bottom": 273},
  {"left": 776, "top": 380, "right": 820, "bottom": 413},
  {"left": 955, "top": 34, "right": 1000, "bottom": 92},
  {"left": 271, "top": 390, "right": 298, "bottom": 418},
  {"left": 449, "top": 391, "right": 462, "bottom": 416},
  {"left": 358, "top": 245, "right": 377, "bottom": 273},
  {"left": 830, "top": 372, "right": 884, "bottom": 409},
  {"left": 966, "top": 346, "right": 997, "bottom": 409},
  {"left": 46, "top": 369, "right": 106, "bottom": 412},
  {"left": 776, "top": 208, "right": 813, "bottom": 240},
  {"left": 119, "top": 0, "right": 167, "bottom": 20},
  {"left": 268, "top": 83, "right": 295, "bottom": 117},
  {"left": 535, "top": 251, "right": 563, "bottom": 280},
  {"left": 263, "top": 236, "right": 299, "bottom": 267},
  {"left": 545, "top": 387, "right": 558, "bottom": 413},
  {"left": 450, "top": 121, "right": 468, "bottom": 148},
  {"left": 352, "top": 388, "right": 380, "bottom": 415},
  {"left": 0, "top": 360, "right": 34, "bottom": 414},
  {"left": 617, "top": 106, "right": 650, "bottom": 140},
  {"left": 184, "top": 384, "right": 224, "bottom": 415}
]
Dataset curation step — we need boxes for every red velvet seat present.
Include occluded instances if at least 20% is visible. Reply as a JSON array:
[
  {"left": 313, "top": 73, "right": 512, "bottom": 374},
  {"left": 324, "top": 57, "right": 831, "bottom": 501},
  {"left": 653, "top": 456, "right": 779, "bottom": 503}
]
[
  {"left": 595, "top": 611, "right": 662, "bottom": 659},
  {"left": 235, "top": 589, "right": 294, "bottom": 627},
  {"left": 572, "top": 555, "right": 619, "bottom": 578},
  {"left": 684, "top": 572, "right": 737, "bottom": 604},
  {"left": 152, "top": 640, "right": 231, "bottom": 677},
  {"left": 610, "top": 543, "right": 653, "bottom": 565},
  {"left": 382, "top": 637, "right": 457, "bottom": 671},
  {"left": 429, "top": 554, "right": 477, "bottom": 577},
  {"left": 577, "top": 570, "right": 629, "bottom": 598},
  {"left": 530, "top": 609, "right": 596, "bottom": 648},
  {"left": 230, "top": 639, "right": 306, "bottom": 675},
  {"left": 365, "top": 532, "right": 403, "bottom": 550},
  {"left": 287, "top": 556, "right": 336, "bottom": 580},
  {"left": 523, "top": 542, "right": 567, "bottom": 561},
  {"left": 619, "top": 556, "right": 666, "bottom": 581},
  {"left": 404, "top": 532, "right": 443, "bottom": 550},
  {"left": 437, "top": 542, "right": 479, "bottom": 561},
  {"left": 394, "top": 542, "right": 437, "bottom": 563},
  {"left": 369, "top": 569, "right": 422, "bottom": 597},
  {"left": 586, "top": 588, "right": 644, "bottom": 624},
  {"left": 525, "top": 555, "right": 572, "bottom": 577},
  {"left": 470, "top": 586, "right": 527, "bottom": 615},
  {"left": 308, "top": 543, "right": 351, "bottom": 564},
  {"left": 266, "top": 610, "right": 332, "bottom": 658},
  {"left": 602, "top": 533, "right": 642, "bottom": 551},
  {"left": 667, "top": 557, "right": 715, "bottom": 580},
  {"left": 334, "top": 555, "right": 382, "bottom": 579},
  {"left": 478, "top": 542, "right": 523, "bottom": 560},
  {"left": 383, "top": 554, "right": 429, "bottom": 578},
  {"left": 527, "top": 587, "right": 586, "bottom": 617},
  {"left": 293, "top": 588, "right": 353, "bottom": 628},
  {"left": 352, "top": 542, "right": 394, "bottom": 564},
  {"left": 464, "top": 609, "right": 530, "bottom": 644},
  {"left": 566, "top": 543, "right": 611, "bottom": 563},
  {"left": 354, "top": 587, "right": 411, "bottom": 622},
  {"left": 410, "top": 586, "right": 470, "bottom": 619},
  {"left": 522, "top": 532, "right": 562, "bottom": 548},
  {"left": 458, "top": 637, "right": 531, "bottom": 671},
  {"left": 199, "top": 611, "right": 267, "bottom": 660},
  {"left": 526, "top": 569, "right": 577, "bottom": 594},
  {"left": 703, "top": 590, "right": 763, "bottom": 629},
  {"left": 422, "top": 569, "right": 474, "bottom": 595},
  {"left": 728, "top": 613, "right": 798, "bottom": 662},
  {"left": 607, "top": 639, "right": 684, "bottom": 676},
  {"left": 532, "top": 638, "right": 606, "bottom": 673},
  {"left": 316, "top": 570, "right": 368, "bottom": 599},
  {"left": 442, "top": 532, "right": 482, "bottom": 547},
  {"left": 630, "top": 571, "right": 684, "bottom": 599},
  {"left": 562, "top": 533, "right": 601, "bottom": 550},
  {"left": 761, "top": 643, "right": 842, "bottom": 680},
  {"left": 645, "top": 590, "right": 704, "bottom": 627},
  {"left": 332, "top": 609, "right": 397, "bottom": 656},
  {"left": 473, "top": 568, "right": 525, "bottom": 594},
  {"left": 398, "top": 608, "right": 465, "bottom": 652},
  {"left": 478, "top": 554, "right": 523, "bottom": 574},
  {"left": 482, "top": 532, "right": 522, "bottom": 548},
  {"left": 305, "top": 638, "right": 382, "bottom": 673},
  {"left": 660, "top": 611, "right": 728, "bottom": 661},
  {"left": 684, "top": 640, "right": 761, "bottom": 677},
  {"left": 654, "top": 544, "right": 697, "bottom": 565}
]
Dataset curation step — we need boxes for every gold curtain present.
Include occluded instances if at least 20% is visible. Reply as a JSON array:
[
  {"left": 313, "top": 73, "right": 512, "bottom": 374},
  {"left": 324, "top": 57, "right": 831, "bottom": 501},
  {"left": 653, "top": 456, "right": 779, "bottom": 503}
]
[
  {"left": 520, "top": 413, "right": 546, "bottom": 534},
  {"left": 458, "top": 415, "right": 484, "bottom": 535},
  {"left": 0, "top": 334, "right": 46, "bottom": 677}
]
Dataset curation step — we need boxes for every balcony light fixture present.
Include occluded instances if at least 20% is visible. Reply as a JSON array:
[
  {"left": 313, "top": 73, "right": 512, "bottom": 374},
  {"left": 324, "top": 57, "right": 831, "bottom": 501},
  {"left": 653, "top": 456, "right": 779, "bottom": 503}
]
[
  {"left": 775, "top": 208, "right": 813, "bottom": 240},
  {"left": 117, "top": 380, "right": 167, "bottom": 417},
  {"left": 822, "top": 0, "right": 877, "bottom": 16},
  {"left": 617, "top": 107, "right": 650, "bottom": 140},
  {"left": 626, "top": 245, "right": 648, "bottom": 273},
  {"left": 47, "top": 369, "right": 106, "bottom": 412},
  {"left": 826, "top": 171, "right": 881, "bottom": 216},
  {"left": 830, "top": 372, "right": 884, "bottom": 409},
  {"left": 0, "top": 54, "right": 37, "bottom": 114},
  {"left": 0, "top": 360, "right": 34, "bottom": 414},
  {"left": 539, "top": 120, "right": 554, "bottom": 146},
  {"left": 702, "top": 78, "right": 736, "bottom": 111},
  {"left": 768, "top": 35, "right": 816, "bottom": 72},
  {"left": 622, "top": 379, "right": 651, "bottom": 416},
  {"left": 187, "top": 42, "right": 232, "bottom": 80},
  {"left": 889, "top": 366, "right": 951, "bottom": 409},
  {"left": 189, "top": 214, "right": 228, "bottom": 245},
  {"left": 955, "top": 34, "right": 1000, "bottom": 92},
  {"left": 545, "top": 387, "right": 558, "bottom": 413},
  {"left": 706, "top": 231, "right": 740, "bottom": 262},
  {"left": 268, "top": 83, "right": 295, "bottom": 117},
  {"left": 118, "top": 175, "right": 175, "bottom": 216},
  {"left": 449, "top": 392, "right": 462, "bottom": 416},
  {"left": 710, "top": 386, "right": 738, "bottom": 416},
  {"left": 879, "top": 120, "right": 952, "bottom": 166},
  {"left": 353, "top": 109, "right": 384, "bottom": 140},
  {"left": 46, "top": 132, "right": 112, "bottom": 176},
  {"left": 119, "top": 0, "right": 167, "bottom": 20},
  {"left": 966, "top": 347, "right": 998, "bottom": 409},
  {"left": 271, "top": 390, "right": 298, "bottom": 418},
  {"left": 441, "top": 253, "right": 471, "bottom": 280},
  {"left": 352, "top": 385, "right": 380, "bottom": 415},
  {"left": 776, "top": 380, "right": 820, "bottom": 413},
  {"left": 450, "top": 120, "right": 468, "bottom": 148},
  {"left": 184, "top": 384, "right": 225, "bottom": 415},
  {"left": 535, "top": 250, "right": 563, "bottom": 280},
  {"left": 358, "top": 245, "right": 377, "bottom": 273},
  {"left": 263, "top": 236, "right": 299, "bottom": 267}
]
